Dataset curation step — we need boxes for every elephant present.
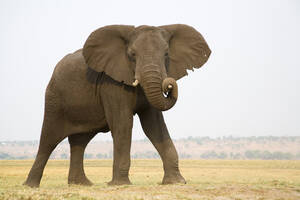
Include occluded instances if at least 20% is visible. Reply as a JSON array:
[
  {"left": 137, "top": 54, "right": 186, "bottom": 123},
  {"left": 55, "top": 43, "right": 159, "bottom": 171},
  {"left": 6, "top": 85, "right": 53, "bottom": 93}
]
[{"left": 23, "top": 24, "right": 211, "bottom": 187}]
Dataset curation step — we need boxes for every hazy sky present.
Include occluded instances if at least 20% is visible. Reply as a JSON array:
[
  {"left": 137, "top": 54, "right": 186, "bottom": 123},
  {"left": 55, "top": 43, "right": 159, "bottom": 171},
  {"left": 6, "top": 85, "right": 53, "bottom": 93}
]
[{"left": 0, "top": 0, "right": 299, "bottom": 141}]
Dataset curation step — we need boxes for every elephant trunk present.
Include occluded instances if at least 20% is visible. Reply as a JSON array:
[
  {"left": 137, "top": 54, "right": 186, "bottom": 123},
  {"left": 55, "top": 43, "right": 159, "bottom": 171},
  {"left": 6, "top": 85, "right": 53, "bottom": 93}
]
[{"left": 140, "top": 66, "right": 178, "bottom": 111}]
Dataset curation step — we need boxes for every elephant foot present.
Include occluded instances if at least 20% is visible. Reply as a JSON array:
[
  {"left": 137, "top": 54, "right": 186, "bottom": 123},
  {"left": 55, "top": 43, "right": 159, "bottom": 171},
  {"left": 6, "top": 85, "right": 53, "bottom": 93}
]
[
  {"left": 162, "top": 173, "right": 186, "bottom": 185},
  {"left": 23, "top": 180, "right": 40, "bottom": 188},
  {"left": 68, "top": 176, "right": 93, "bottom": 186},
  {"left": 107, "top": 178, "right": 132, "bottom": 186}
]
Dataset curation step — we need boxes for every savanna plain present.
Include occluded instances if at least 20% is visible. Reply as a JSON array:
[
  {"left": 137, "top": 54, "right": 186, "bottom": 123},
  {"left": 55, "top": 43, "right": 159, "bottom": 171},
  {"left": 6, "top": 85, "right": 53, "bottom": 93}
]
[{"left": 0, "top": 160, "right": 299, "bottom": 200}]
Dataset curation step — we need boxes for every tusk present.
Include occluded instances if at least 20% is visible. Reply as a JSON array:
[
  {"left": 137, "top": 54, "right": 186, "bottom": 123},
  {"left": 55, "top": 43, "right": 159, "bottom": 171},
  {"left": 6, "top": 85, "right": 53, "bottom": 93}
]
[
  {"left": 168, "top": 84, "right": 173, "bottom": 89},
  {"left": 132, "top": 79, "right": 139, "bottom": 87}
]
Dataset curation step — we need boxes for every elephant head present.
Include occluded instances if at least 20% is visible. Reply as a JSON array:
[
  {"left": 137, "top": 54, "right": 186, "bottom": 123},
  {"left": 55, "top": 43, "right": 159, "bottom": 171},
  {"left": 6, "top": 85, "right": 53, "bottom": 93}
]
[{"left": 83, "top": 24, "right": 211, "bottom": 111}]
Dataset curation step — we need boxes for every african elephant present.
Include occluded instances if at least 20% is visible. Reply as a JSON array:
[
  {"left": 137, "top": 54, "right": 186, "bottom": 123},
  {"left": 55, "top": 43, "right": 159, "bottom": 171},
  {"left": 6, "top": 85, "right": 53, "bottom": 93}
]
[{"left": 24, "top": 24, "right": 211, "bottom": 187}]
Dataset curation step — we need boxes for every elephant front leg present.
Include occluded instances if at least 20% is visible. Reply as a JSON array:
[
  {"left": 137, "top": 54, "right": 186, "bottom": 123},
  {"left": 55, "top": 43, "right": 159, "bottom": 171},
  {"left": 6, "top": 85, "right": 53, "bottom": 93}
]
[
  {"left": 100, "top": 80, "right": 135, "bottom": 185},
  {"left": 138, "top": 107, "right": 186, "bottom": 184},
  {"left": 102, "top": 99, "right": 133, "bottom": 185},
  {"left": 107, "top": 114, "right": 133, "bottom": 185},
  {"left": 108, "top": 131, "right": 132, "bottom": 185}
]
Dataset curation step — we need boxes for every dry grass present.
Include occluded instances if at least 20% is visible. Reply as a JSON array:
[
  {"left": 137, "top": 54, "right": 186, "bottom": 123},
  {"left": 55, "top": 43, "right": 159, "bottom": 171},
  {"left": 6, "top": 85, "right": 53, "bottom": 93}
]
[{"left": 0, "top": 159, "right": 300, "bottom": 200}]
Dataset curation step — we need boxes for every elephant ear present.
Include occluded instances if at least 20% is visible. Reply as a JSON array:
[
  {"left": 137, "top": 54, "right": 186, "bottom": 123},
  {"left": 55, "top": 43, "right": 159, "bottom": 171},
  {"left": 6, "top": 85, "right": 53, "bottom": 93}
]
[
  {"left": 83, "top": 25, "right": 135, "bottom": 85},
  {"left": 160, "top": 24, "right": 211, "bottom": 80}
]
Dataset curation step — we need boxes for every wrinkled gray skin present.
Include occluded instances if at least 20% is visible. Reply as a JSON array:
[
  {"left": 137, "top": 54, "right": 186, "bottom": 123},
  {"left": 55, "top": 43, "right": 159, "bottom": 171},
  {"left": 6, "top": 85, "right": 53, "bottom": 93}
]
[{"left": 24, "top": 24, "right": 211, "bottom": 187}]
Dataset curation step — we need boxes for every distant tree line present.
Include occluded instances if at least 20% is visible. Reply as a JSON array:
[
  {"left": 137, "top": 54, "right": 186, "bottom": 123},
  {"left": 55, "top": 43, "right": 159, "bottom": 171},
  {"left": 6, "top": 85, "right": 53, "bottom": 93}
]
[
  {"left": 2, "top": 136, "right": 298, "bottom": 147},
  {"left": 1, "top": 136, "right": 300, "bottom": 160},
  {"left": 179, "top": 136, "right": 300, "bottom": 144},
  {"left": 180, "top": 150, "right": 300, "bottom": 160},
  {"left": 244, "top": 150, "right": 297, "bottom": 160},
  {"left": 0, "top": 152, "right": 30, "bottom": 160},
  {"left": 1, "top": 150, "right": 300, "bottom": 160}
]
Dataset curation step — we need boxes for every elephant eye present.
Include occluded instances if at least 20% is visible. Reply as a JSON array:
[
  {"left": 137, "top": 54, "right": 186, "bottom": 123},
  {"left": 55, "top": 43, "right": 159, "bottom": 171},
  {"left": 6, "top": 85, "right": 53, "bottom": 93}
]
[
  {"left": 165, "top": 52, "right": 169, "bottom": 57},
  {"left": 128, "top": 51, "right": 136, "bottom": 62}
]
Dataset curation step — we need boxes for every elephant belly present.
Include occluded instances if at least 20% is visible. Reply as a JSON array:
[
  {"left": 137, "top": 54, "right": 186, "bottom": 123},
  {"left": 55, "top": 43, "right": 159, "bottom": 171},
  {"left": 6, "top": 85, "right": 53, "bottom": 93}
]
[{"left": 62, "top": 85, "right": 107, "bottom": 133}]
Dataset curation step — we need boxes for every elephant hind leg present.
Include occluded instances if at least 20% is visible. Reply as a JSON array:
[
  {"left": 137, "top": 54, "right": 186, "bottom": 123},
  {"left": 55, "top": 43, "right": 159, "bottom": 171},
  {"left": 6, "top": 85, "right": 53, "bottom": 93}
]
[
  {"left": 24, "top": 85, "right": 66, "bottom": 188},
  {"left": 68, "top": 132, "right": 96, "bottom": 186},
  {"left": 24, "top": 115, "right": 65, "bottom": 187}
]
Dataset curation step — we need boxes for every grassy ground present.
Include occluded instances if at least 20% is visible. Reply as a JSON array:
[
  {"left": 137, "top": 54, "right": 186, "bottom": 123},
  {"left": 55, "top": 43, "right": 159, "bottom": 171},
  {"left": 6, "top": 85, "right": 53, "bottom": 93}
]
[{"left": 0, "top": 160, "right": 299, "bottom": 200}]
